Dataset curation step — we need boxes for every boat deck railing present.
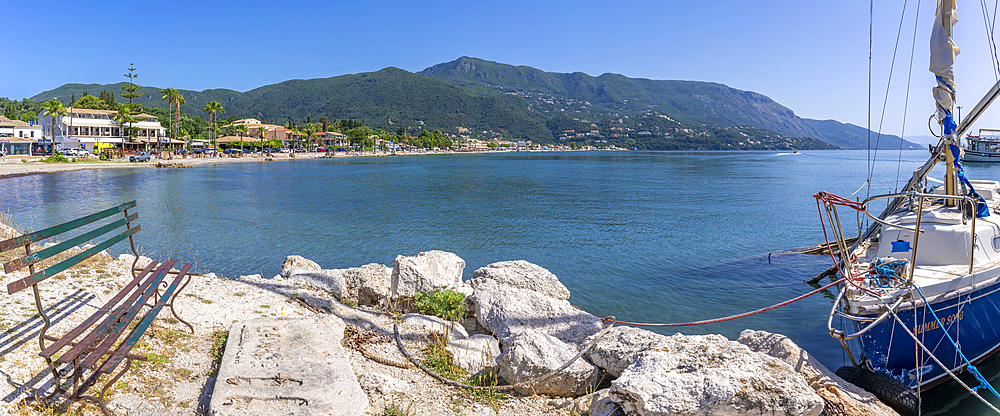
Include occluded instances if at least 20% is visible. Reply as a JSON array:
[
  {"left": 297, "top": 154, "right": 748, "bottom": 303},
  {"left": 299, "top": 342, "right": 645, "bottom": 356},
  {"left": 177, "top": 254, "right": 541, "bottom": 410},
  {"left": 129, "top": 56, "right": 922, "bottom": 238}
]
[{"left": 824, "top": 192, "right": 978, "bottom": 350}]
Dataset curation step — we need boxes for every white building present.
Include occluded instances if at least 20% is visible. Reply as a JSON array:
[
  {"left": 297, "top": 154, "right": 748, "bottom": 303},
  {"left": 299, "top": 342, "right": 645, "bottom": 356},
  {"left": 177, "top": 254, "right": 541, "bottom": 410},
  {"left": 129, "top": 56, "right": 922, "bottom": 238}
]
[
  {"left": 0, "top": 116, "right": 42, "bottom": 155},
  {"left": 40, "top": 107, "right": 166, "bottom": 154}
]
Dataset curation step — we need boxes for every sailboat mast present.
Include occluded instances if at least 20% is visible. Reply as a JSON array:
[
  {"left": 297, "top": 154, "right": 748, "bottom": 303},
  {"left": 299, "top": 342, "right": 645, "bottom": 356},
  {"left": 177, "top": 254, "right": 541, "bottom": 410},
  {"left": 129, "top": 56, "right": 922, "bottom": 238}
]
[{"left": 931, "top": 0, "right": 961, "bottom": 200}]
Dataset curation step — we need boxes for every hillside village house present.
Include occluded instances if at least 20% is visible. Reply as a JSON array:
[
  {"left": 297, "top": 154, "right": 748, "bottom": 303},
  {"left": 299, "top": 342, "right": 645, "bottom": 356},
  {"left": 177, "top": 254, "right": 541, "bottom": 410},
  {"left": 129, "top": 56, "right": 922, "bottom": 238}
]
[
  {"left": 0, "top": 116, "right": 43, "bottom": 155},
  {"left": 40, "top": 107, "right": 167, "bottom": 155},
  {"left": 228, "top": 118, "right": 349, "bottom": 148}
]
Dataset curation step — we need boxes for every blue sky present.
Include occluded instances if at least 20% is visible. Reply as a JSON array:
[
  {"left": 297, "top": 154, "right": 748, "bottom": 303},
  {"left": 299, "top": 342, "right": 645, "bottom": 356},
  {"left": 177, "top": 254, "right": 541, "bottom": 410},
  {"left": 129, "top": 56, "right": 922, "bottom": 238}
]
[{"left": 6, "top": 0, "right": 1000, "bottom": 139}]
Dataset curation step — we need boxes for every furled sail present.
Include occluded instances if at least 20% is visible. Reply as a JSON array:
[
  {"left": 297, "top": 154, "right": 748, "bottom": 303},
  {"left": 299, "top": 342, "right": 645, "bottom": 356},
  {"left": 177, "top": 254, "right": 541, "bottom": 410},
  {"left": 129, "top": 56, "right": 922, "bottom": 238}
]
[{"left": 931, "top": 0, "right": 960, "bottom": 134}]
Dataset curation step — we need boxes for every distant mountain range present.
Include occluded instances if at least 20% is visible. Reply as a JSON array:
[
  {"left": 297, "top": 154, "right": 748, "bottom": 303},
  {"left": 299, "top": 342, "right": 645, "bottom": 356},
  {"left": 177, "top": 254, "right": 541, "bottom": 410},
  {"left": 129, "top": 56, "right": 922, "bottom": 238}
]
[{"left": 30, "top": 57, "right": 922, "bottom": 150}]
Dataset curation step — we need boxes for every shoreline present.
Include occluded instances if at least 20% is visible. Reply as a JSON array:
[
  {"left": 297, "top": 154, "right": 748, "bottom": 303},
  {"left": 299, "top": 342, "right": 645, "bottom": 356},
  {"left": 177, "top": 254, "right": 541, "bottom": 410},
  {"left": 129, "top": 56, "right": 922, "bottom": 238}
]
[{"left": 0, "top": 150, "right": 458, "bottom": 180}]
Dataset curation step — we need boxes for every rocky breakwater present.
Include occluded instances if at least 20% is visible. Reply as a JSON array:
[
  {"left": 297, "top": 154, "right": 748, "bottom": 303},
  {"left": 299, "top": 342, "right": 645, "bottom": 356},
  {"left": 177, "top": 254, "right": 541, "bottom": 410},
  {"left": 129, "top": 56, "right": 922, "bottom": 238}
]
[{"left": 277, "top": 251, "right": 899, "bottom": 416}]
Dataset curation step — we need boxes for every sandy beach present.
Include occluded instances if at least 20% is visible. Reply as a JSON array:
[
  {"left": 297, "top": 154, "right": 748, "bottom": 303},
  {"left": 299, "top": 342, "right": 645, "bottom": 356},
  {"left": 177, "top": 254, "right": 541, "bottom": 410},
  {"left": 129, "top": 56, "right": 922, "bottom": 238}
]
[{"left": 0, "top": 151, "right": 455, "bottom": 180}]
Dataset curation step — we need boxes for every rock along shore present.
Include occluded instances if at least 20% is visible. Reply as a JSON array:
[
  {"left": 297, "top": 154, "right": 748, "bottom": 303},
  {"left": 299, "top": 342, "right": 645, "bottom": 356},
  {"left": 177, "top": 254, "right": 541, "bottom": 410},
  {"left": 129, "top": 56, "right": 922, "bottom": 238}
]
[{"left": 0, "top": 221, "right": 899, "bottom": 416}]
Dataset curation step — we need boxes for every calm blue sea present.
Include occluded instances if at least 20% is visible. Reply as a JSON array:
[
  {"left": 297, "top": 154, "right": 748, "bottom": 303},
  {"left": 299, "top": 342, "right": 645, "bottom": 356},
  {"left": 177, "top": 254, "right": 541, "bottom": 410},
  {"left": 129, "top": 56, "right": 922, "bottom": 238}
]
[{"left": 5, "top": 150, "right": 1000, "bottom": 413}]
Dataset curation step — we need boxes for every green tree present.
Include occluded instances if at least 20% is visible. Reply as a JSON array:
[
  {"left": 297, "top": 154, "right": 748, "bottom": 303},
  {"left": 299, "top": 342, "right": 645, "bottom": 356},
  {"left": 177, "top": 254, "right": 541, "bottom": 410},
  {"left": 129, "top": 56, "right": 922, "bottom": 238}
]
[
  {"left": 203, "top": 101, "right": 224, "bottom": 156},
  {"left": 302, "top": 122, "right": 317, "bottom": 150},
  {"left": 74, "top": 95, "right": 106, "bottom": 110},
  {"left": 119, "top": 63, "right": 142, "bottom": 153},
  {"left": 172, "top": 92, "right": 185, "bottom": 149},
  {"left": 348, "top": 126, "right": 373, "bottom": 150},
  {"left": 99, "top": 90, "right": 114, "bottom": 107},
  {"left": 259, "top": 125, "right": 270, "bottom": 155},
  {"left": 20, "top": 111, "right": 37, "bottom": 124},
  {"left": 113, "top": 104, "right": 139, "bottom": 148},
  {"left": 41, "top": 99, "right": 67, "bottom": 156},
  {"left": 160, "top": 88, "right": 176, "bottom": 145},
  {"left": 233, "top": 123, "right": 249, "bottom": 152}
]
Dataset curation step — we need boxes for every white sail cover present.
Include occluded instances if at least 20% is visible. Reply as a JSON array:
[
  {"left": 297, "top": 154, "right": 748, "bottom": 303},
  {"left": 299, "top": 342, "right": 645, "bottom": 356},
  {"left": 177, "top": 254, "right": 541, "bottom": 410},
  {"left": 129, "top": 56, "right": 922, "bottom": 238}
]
[{"left": 931, "top": 0, "right": 960, "bottom": 132}]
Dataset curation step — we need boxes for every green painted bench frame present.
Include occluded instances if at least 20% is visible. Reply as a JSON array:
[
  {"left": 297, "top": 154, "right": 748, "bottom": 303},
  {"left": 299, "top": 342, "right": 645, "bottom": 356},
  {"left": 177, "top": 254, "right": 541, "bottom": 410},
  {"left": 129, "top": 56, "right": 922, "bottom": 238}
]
[{"left": 0, "top": 201, "right": 194, "bottom": 415}]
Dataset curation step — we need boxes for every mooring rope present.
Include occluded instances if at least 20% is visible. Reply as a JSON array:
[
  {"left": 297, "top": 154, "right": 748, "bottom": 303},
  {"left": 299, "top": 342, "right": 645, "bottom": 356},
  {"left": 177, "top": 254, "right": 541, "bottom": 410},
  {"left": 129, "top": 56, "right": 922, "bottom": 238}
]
[
  {"left": 598, "top": 278, "right": 844, "bottom": 327},
  {"left": 393, "top": 317, "right": 615, "bottom": 391}
]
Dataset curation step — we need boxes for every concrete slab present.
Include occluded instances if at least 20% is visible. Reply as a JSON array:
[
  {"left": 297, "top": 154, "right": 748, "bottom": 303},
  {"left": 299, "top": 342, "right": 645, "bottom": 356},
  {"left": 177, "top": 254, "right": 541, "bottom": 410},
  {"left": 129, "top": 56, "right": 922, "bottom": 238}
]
[{"left": 210, "top": 315, "right": 369, "bottom": 416}]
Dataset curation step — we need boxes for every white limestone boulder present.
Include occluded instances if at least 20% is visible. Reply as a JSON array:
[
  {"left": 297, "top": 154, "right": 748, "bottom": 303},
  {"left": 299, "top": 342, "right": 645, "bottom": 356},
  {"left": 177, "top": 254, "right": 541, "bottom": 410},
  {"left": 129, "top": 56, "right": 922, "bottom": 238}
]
[
  {"left": 471, "top": 260, "right": 571, "bottom": 300},
  {"left": 610, "top": 333, "right": 824, "bottom": 416},
  {"left": 400, "top": 313, "right": 469, "bottom": 340},
  {"left": 585, "top": 326, "right": 673, "bottom": 377},
  {"left": 343, "top": 263, "right": 392, "bottom": 306},
  {"left": 280, "top": 255, "right": 321, "bottom": 278},
  {"left": 286, "top": 269, "right": 347, "bottom": 298},
  {"left": 738, "top": 329, "right": 900, "bottom": 416},
  {"left": 497, "top": 330, "right": 599, "bottom": 397},
  {"left": 391, "top": 250, "right": 465, "bottom": 298},
  {"left": 447, "top": 334, "right": 501, "bottom": 375},
  {"left": 474, "top": 279, "right": 602, "bottom": 346}
]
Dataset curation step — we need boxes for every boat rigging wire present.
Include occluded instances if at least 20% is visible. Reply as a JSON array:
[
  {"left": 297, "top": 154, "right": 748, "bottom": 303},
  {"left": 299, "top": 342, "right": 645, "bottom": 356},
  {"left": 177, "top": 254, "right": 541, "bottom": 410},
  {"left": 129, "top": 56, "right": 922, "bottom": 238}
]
[
  {"left": 870, "top": 0, "right": 916, "bottom": 190},
  {"left": 898, "top": 0, "right": 923, "bottom": 191},
  {"left": 883, "top": 298, "right": 1000, "bottom": 414},
  {"left": 868, "top": 0, "right": 874, "bottom": 202},
  {"left": 981, "top": 0, "right": 1000, "bottom": 79},
  {"left": 912, "top": 285, "right": 1000, "bottom": 401}
]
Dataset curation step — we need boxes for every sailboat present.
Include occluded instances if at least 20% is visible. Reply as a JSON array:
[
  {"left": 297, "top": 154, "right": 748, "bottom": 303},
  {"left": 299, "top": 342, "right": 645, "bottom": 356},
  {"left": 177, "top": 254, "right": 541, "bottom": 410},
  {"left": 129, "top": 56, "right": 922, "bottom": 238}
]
[{"left": 818, "top": 0, "right": 1000, "bottom": 413}]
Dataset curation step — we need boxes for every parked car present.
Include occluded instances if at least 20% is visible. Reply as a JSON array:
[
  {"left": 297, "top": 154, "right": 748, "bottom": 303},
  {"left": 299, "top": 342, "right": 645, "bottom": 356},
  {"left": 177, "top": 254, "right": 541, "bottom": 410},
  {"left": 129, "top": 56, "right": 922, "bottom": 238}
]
[
  {"left": 130, "top": 152, "right": 151, "bottom": 162},
  {"left": 192, "top": 148, "right": 204, "bottom": 154}
]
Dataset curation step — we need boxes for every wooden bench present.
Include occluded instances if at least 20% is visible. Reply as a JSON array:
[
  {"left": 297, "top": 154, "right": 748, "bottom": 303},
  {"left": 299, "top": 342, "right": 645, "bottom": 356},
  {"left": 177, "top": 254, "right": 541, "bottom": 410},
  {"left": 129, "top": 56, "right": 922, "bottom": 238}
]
[{"left": 0, "top": 201, "right": 194, "bottom": 415}]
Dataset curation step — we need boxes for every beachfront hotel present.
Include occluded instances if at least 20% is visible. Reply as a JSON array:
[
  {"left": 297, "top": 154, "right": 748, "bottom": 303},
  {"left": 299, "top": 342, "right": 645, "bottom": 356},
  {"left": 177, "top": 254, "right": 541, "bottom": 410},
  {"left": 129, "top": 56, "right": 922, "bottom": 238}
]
[
  {"left": 40, "top": 108, "right": 168, "bottom": 155},
  {"left": 0, "top": 116, "right": 43, "bottom": 155}
]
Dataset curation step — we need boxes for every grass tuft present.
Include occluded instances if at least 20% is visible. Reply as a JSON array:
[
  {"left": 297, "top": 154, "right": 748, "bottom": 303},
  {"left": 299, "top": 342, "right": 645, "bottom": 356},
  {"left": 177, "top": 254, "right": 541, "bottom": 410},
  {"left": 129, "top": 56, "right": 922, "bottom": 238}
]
[
  {"left": 413, "top": 289, "right": 465, "bottom": 321},
  {"left": 207, "top": 329, "right": 229, "bottom": 376}
]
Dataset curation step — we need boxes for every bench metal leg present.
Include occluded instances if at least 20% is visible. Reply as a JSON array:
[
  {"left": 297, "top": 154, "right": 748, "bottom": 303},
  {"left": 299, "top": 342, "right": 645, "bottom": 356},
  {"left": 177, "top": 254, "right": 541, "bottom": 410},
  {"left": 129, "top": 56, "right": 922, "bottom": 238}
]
[
  {"left": 168, "top": 273, "right": 194, "bottom": 334},
  {"left": 79, "top": 357, "right": 132, "bottom": 416}
]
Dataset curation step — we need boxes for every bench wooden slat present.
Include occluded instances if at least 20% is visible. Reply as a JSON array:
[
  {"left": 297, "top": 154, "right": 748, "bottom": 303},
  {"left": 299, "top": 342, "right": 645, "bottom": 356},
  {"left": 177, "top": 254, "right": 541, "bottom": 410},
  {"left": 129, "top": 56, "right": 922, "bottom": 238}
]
[
  {"left": 7, "top": 226, "right": 140, "bottom": 295},
  {"left": 78, "top": 262, "right": 188, "bottom": 370},
  {"left": 41, "top": 335, "right": 148, "bottom": 361},
  {"left": 3, "top": 214, "right": 137, "bottom": 274},
  {"left": 98, "top": 262, "right": 191, "bottom": 374},
  {"left": 55, "top": 259, "right": 176, "bottom": 366},
  {"left": 0, "top": 201, "right": 135, "bottom": 252},
  {"left": 39, "top": 261, "right": 159, "bottom": 358}
]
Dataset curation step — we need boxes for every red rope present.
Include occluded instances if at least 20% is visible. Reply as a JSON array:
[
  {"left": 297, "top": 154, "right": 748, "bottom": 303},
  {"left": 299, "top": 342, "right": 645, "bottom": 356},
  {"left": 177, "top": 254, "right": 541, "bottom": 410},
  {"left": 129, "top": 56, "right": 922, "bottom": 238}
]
[
  {"left": 600, "top": 277, "right": 845, "bottom": 327},
  {"left": 814, "top": 192, "right": 884, "bottom": 297},
  {"left": 600, "top": 191, "right": 876, "bottom": 328}
]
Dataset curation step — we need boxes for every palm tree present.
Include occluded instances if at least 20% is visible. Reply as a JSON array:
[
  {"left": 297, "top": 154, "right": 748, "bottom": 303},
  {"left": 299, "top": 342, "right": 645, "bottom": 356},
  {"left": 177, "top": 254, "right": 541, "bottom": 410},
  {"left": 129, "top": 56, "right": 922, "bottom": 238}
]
[
  {"left": 113, "top": 104, "right": 138, "bottom": 156},
  {"left": 160, "top": 88, "right": 177, "bottom": 150},
  {"left": 234, "top": 124, "right": 249, "bottom": 154},
  {"left": 173, "top": 92, "right": 185, "bottom": 150},
  {"left": 258, "top": 125, "right": 270, "bottom": 156},
  {"left": 203, "top": 101, "right": 224, "bottom": 156},
  {"left": 41, "top": 99, "right": 67, "bottom": 156}
]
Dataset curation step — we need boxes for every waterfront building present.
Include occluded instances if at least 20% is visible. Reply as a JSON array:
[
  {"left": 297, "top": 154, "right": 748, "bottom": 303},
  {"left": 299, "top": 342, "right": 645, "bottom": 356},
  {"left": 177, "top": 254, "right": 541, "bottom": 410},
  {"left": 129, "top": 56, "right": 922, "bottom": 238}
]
[
  {"left": 40, "top": 107, "right": 166, "bottom": 155},
  {"left": 0, "top": 116, "right": 42, "bottom": 155},
  {"left": 313, "top": 131, "right": 349, "bottom": 147}
]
